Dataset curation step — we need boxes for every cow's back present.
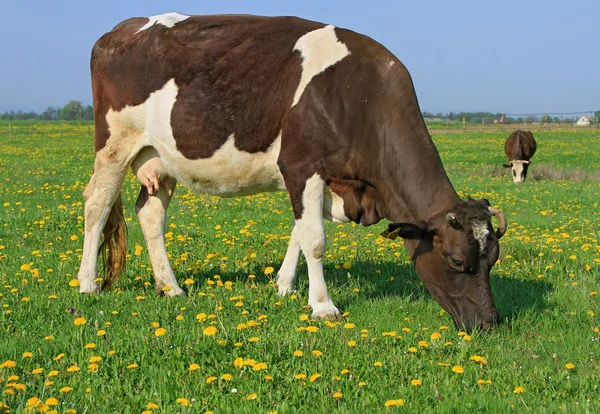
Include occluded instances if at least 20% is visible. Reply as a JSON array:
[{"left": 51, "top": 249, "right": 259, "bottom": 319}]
[
  {"left": 504, "top": 130, "right": 536, "bottom": 161},
  {"left": 91, "top": 15, "right": 323, "bottom": 154}
]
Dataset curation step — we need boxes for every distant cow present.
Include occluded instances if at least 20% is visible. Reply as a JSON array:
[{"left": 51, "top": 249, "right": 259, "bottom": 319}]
[
  {"left": 503, "top": 130, "right": 537, "bottom": 183},
  {"left": 78, "top": 13, "right": 508, "bottom": 332}
]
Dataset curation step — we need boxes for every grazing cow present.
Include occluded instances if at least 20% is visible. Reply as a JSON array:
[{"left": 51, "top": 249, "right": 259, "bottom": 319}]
[
  {"left": 78, "top": 13, "right": 508, "bottom": 332},
  {"left": 503, "top": 130, "right": 537, "bottom": 183}
]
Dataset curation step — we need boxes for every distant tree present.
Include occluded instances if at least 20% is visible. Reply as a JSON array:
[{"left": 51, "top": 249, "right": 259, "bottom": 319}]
[
  {"left": 594, "top": 110, "right": 600, "bottom": 123},
  {"left": 60, "top": 100, "right": 84, "bottom": 121},
  {"left": 41, "top": 106, "right": 60, "bottom": 120},
  {"left": 448, "top": 112, "right": 455, "bottom": 120},
  {"left": 83, "top": 105, "right": 94, "bottom": 120},
  {"left": 541, "top": 114, "right": 552, "bottom": 123}
]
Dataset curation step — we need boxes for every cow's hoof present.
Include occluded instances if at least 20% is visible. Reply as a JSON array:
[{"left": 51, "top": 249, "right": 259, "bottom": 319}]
[
  {"left": 310, "top": 301, "right": 342, "bottom": 320},
  {"left": 158, "top": 286, "right": 187, "bottom": 297},
  {"left": 276, "top": 283, "right": 297, "bottom": 297},
  {"left": 79, "top": 281, "right": 101, "bottom": 294}
]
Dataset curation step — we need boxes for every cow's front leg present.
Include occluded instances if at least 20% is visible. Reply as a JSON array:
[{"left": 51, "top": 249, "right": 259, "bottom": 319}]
[
  {"left": 292, "top": 173, "right": 340, "bottom": 319},
  {"left": 277, "top": 224, "right": 300, "bottom": 295}
]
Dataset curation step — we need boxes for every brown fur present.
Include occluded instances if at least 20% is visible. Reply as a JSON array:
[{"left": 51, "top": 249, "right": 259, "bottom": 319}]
[{"left": 99, "top": 194, "right": 127, "bottom": 289}]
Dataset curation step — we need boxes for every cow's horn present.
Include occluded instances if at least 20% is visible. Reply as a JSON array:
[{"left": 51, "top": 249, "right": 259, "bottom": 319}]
[
  {"left": 488, "top": 207, "right": 507, "bottom": 239},
  {"left": 446, "top": 213, "right": 457, "bottom": 224}
]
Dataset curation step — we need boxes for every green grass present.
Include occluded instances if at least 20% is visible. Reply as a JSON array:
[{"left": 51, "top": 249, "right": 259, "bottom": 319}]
[{"left": 1, "top": 125, "right": 599, "bottom": 413}]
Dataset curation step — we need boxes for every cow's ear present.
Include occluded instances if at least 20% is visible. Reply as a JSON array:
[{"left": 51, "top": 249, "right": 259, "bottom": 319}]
[
  {"left": 502, "top": 163, "right": 512, "bottom": 168},
  {"left": 380, "top": 222, "right": 430, "bottom": 240},
  {"left": 480, "top": 198, "right": 491, "bottom": 207}
]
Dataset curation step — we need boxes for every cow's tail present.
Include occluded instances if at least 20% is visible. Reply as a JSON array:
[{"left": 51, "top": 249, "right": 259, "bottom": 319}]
[{"left": 100, "top": 193, "right": 127, "bottom": 289}]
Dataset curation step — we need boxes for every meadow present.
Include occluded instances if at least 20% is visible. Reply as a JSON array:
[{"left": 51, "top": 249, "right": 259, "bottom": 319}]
[{"left": 0, "top": 123, "right": 599, "bottom": 413}]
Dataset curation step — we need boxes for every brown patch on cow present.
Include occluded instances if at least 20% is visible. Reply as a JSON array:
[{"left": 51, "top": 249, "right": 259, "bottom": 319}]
[{"left": 505, "top": 130, "right": 536, "bottom": 162}]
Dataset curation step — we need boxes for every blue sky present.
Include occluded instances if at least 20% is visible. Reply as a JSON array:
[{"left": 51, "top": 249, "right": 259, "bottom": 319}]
[{"left": 1, "top": 0, "right": 598, "bottom": 115}]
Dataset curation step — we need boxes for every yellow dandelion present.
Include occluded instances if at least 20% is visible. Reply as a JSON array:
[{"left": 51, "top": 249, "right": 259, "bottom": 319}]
[
  {"left": 565, "top": 363, "right": 575, "bottom": 370},
  {"left": 451, "top": 365, "right": 464, "bottom": 374},
  {"left": 333, "top": 392, "right": 343, "bottom": 399},
  {"left": 154, "top": 328, "right": 167, "bottom": 337},
  {"left": 188, "top": 363, "right": 200, "bottom": 372},
  {"left": 411, "top": 379, "right": 422, "bottom": 386},
  {"left": 385, "top": 399, "right": 405, "bottom": 407},
  {"left": 176, "top": 398, "right": 190, "bottom": 406},
  {"left": 73, "top": 317, "right": 86, "bottom": 326},
  {"left": 203, "top": 326, "right": 218, "bottom": 336},
  {"left": 513, "top": 387, "right": 525, "bottom": 394}
]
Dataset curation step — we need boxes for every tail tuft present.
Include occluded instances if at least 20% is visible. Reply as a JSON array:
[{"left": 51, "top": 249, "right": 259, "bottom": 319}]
[{"left": 99, "top": 194, "right": 127, "bottom": 289}]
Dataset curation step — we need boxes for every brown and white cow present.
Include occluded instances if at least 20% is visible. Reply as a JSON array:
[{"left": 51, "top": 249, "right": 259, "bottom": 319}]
[
  {"left": 503, "top": 130, "right": 537, "bottom": 183},
  {"left": 78, "top": 13, "right": 508, "bottom": 332}
]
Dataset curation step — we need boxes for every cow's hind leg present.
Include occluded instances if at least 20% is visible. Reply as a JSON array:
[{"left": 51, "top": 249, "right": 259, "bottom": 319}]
[
  {"left": 78, "top": 157, "right": 129, "bottom": 293},
  {"left": 133, "top": 152, "right": 183, "bottom": 296},
  {"left": 284, "top": 173, "right": 340, "bottom": 319}
]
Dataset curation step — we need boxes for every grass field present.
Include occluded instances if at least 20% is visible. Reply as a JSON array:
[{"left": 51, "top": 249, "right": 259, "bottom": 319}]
[{"left": 1, "top": 123, "right": 599, "bottom": 413}]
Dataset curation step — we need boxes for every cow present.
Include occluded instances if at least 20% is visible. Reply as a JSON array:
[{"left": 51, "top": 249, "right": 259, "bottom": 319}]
[
  {"left": 78, "top": 13, "right": 508, "bottom": 332},
  {"left": 503, "top": 130, "right": 537, "bottom": 183}
]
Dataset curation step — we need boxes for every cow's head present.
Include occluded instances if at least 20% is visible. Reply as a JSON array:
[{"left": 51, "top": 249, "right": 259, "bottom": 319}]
[
  {"left": 381, "top": 199, "right": 506, "bottom": 332},
  {"left": 503, "top": 160, "right": 530, "bottom": 183}
]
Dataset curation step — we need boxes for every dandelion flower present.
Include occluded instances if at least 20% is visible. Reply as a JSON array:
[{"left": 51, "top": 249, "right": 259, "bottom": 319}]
[
  {"left": 513, "top": 387, "right": 525, "bottom": 394},
  {"left": 154, "top": 328, "right": 166, "bottom": 337},
  {"left": 176, "top": 398, "right": 190, "bottom": 406},
  {"left": 565, "top": 363, "right": 575, "bottom": 370},
  {"left": 333, "top": 392, "right": 343, "bottom": 399},
  {"left": 188, "top": 363, "right": 200, "bottom": 372},
  {"left": 203, "top": 326, "right": 218, "bottom": 336},
  {"left": 451, "top": 365, "right": 464, "bottom": 374},
  {"left": 385, "top": 399, "right": 405, "bottom": 407},
  {"left": 73, "top": 317, "right": 86, "bottom": 326},
  {"left": 411, "top": 379, "right": 422, "bottom": 386}
]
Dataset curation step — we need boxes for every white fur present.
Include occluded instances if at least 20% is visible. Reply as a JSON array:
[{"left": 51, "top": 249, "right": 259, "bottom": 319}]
[
  {"left": 510, "top": 160, "right": 528, "bottom": 184},
  {"left": 278, "top": 186, "right": 349, "bottom": 296},
  {"left": 323, "top": 186, "right": 350, "bottom": 223},
  {"left": 135, "top": 12, "right": 190, "bottom": 34},
  {"left": 295, "top": 174, "right": 340, "bottom": 318},
  {"left": 277, "top": 225, "right": 301, "bottom": 295},
  {"left": 472, "top": 222, "right": 490, "bottom": 254},
  {"left": 292, "top": 25, "right": 350, "bottom": 107}
]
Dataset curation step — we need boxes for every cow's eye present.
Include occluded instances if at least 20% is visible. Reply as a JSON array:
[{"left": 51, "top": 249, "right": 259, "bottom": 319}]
[{"left": 449, "top": 256, "right": 464, "bottom": 268}]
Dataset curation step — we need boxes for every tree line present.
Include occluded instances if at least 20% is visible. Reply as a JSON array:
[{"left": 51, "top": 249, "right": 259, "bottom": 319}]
[
  {"left": 423, "top": 111, "right": 600, "bottom": 124},
  {"left": 0, "top": 101, "right": 93, "bottom": 121}
]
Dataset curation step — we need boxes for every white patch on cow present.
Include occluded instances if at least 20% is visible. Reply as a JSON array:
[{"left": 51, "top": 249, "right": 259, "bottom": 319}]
[
  {"left": 510, "top": 160, "right": 528, "bottom": 184},
  {"left": 292, "top": 25, "right": 350, "bottom": 107},
  {"left": 472, "top": 222, "right": 490, "bottom": 254},
  {"left": 105, "top": 79, "right": 285, "bottom": 197},
  {"left": 323, "top": 186, "right": 350, "bottom": 223},
  {"left": 135, "top": 12, "right": 190, "bottom": 34},
  {"left": 296, "top": 174, "right": 340, "bottom": 318}
]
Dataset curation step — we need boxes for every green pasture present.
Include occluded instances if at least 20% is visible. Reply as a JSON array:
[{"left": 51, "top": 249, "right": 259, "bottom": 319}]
[{"left": 0, "top": 124, "right": 599, "bottom": 413}]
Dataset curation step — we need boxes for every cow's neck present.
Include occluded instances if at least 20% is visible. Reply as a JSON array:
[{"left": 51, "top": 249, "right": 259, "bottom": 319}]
[{"left": 378, "top": 124, "right": 460, "bottom": 224}]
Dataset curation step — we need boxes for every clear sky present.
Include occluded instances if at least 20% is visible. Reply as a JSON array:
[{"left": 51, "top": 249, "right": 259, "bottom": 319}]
[{"left": 1, "top": 0, "right": 598, "bottom": 115}]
